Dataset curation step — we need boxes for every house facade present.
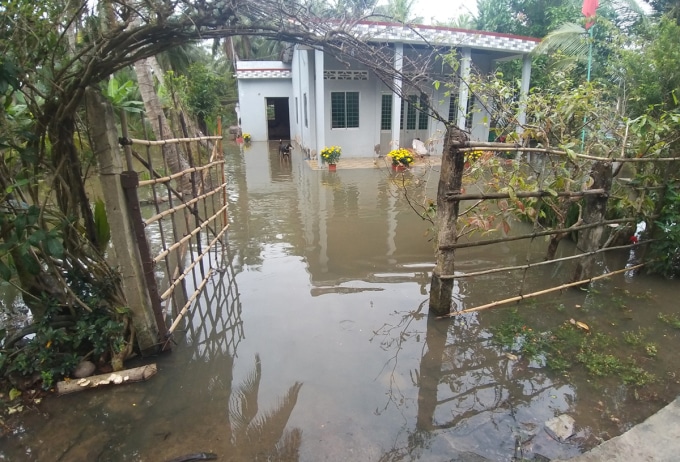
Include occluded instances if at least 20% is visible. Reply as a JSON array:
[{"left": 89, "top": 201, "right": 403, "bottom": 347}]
[{"left": 236, "top": 22, "right": 539, "bottom": 158}]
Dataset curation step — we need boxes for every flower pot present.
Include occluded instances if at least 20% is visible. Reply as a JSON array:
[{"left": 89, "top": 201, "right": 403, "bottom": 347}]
[
  {"left": 392, "top": 164, "right": 407, "bottom": 172},
  {"left": 328, "top": 163, "right": 337, "bottom": 172}
]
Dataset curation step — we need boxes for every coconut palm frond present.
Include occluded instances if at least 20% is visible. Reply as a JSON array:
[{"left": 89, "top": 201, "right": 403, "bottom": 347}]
[
  {"left": 534, "top": 23, "right": 589, "bottom": 58},
  {"left": 614, "top": 0, "right": 646, "bottom": 17},
  {"left": 244, "top": 382, "right": 304, "bottom": 452},
  {"left": 548, "top": 54, "right": 582, "bottom": 72},
  {"left": 230, "top": 354, "right": 263, "bottom": 434},
  {"left": 271, "top": 428, "right": 303, "bottom": 461}
]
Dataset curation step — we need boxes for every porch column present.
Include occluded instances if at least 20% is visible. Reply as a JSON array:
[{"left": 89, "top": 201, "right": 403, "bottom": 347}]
[
  {"left": 315, "top": 48, "right": 326, "bottom": 152},
  {"left": 516, "top": 54, "right": 532, "bottom": 133},
  {"left": 391, "top": 43, "right": 403, "bottom": 150},
  {"left": 456, "top": 47, "right": 471, "bottom": 129}
]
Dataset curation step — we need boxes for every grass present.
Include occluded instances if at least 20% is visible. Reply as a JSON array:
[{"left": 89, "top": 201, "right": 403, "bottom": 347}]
[
  {"left": 658, "top": 313, "right": 680, "bottom": 329},
  {"left": 491, "top": 309, "right": 656, "bottom": 387}
]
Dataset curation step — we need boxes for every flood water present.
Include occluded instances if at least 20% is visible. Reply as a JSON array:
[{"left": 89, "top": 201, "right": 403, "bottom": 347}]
[{"left": 2, "top": 141, "right": 679, "bottom": 461}]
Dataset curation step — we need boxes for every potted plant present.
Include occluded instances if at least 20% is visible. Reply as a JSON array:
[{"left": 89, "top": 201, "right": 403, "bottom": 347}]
[
  {"left": 388, "top": 148, "right": 414, "bottom": 171},
  {"left": 242, "top": 133, "right": 251, "bottom": 143},
  {"left": 320, "top": 146, "right": 342, "bottom": 171},
  {"left": 464, "top": 149, "right": 483, "bottom": 168}
]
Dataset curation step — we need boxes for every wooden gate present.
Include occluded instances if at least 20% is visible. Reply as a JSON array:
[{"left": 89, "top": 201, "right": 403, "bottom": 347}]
[{"left": 119, "top": 120, "right": 232, "bottom": 349}]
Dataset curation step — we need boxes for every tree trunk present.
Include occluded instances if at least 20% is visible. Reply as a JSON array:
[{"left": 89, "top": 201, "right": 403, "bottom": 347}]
[
  {"left": 133, "top": 58, "right": 193, "bottom": 198},
  {"left": 572, "top": 161, "right": 612, "bottom": 282},
  {"left": 429, "top": 126, "right": 468, "bottom": 315}
]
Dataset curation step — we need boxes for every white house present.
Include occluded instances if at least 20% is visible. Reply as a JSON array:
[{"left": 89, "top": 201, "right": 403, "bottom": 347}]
[{"left": 236, "top": 21, "right": 539, "bottom": 158}]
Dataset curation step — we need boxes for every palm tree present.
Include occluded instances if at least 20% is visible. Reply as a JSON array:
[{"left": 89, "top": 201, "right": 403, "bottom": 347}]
[
  {"left": 373, "top": 0, "right": 423, "bottom": 23},
  {"left": 533, "top": 22, "right": 591, "bottom": 71},
  {"left": 134, "top": 57, "right": 193, "bottom": 197},
  {"left": 433, "top": 13, "right": 478, "bottom": 29},
  {"left": 227, "top": 354, "right": 304, "bottom": 460}
]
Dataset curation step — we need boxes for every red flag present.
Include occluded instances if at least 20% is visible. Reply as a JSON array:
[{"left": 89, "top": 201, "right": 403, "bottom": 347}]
[{"left": 582, "top": 0, "right": 599, "bottom": 29}]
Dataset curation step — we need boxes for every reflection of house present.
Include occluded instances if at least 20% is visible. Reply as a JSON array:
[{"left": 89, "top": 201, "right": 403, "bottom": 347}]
[{"left": 236, "top": 22, "right": 538, "bottom": 157}]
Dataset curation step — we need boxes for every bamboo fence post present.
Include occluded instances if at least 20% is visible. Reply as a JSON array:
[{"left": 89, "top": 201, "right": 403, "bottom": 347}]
[
  {"left": 438, "top": 241, "right": 644, "bottom": 280},
  {"left": 572, "top": 161, "right": 612, "bottom": 282},
  {"left": 441, "top": 218, "right": 635, "bottom": 251},
  {"left": 217, "top": 117, "right": 228, "bottom": 230},
  {"left": 429, "top": 127, "right": 468, "bottom": 315},
  {"left": 438, "top": 263, "right": 646, "bottom": 318},
  {"left": 179, "top": 113, "right": 206, "bottom": 282}
]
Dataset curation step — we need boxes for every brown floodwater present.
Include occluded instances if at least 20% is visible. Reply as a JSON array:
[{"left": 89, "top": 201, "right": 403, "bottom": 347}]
[{"left": 1, "top": 141, "right": 679, "bottom": 461}]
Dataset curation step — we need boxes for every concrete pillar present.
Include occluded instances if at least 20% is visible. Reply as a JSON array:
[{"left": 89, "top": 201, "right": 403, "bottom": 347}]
[
  {"left": 391, "top": 43, "right": 404, "bottom": 150},
  {"left": 314, "top": 49, "right": 326, "bottom": 152},
  {"left": 85, "top": 89, "right": 160, "bottom": 352},
  {"left": 516, "top": 54, "right": 532, "bottom": 134},
  {"left": 456, "top": 47, "right": 471, "bottom": 130}
]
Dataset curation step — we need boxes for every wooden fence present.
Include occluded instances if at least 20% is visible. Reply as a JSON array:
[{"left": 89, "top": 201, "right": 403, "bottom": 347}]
[
  {"left": 118, "top": 117, "right": 230, "bottom": 349},
  {"left": 430, "top": 137, "right": 679, "bottom": 317}
]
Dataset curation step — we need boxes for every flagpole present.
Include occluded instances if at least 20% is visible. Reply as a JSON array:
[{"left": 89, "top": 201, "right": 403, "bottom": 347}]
[
  {"left": 581, "top": 25, "right": 594, "bottom": 151},
  {"left": 580, "top": 0, "right": 598, "bottom": 151}
]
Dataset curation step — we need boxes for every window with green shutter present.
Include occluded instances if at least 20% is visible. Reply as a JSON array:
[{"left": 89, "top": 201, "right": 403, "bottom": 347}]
[
  {"left": 381, "top": 94, "right": 392, "bottom": 130},
  {"left": 418, "top": 94, "right": 429, "bottom": 130},
  {"left": 406, "top": 95, "right": 417, "bottom": 130},
  {"left": 331, "top": 91, "right": 360, "bottom": 129}
]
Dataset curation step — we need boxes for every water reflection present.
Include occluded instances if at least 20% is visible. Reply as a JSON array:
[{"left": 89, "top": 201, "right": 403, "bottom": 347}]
[
  {"left": 226, "top": 141, "right": 438, "bottom": 288},
  {"left": 371, "top": 307, "right": 582, "bottom": 461},
  {"left": 3, "top": 141, "right": 678, "bottom": 461},
  {"left": 0, "top": 251, "right": 305, "bottom": 462}
]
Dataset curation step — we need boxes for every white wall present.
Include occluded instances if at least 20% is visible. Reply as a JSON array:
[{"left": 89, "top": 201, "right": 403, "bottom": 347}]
[
  {"left": 250, "top": 45, "right": 514, "bottom": 154},
  {"left": 237, "top": 79, "right": 292, "bottom": 142},
  {"left": 322, "top": 55, "right": 379, "bottom": 159},
  {"left": 291, "top": 48, "right": 318, "bottom": 156}
]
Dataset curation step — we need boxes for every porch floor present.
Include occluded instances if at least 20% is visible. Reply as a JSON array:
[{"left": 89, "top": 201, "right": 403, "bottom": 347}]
[{"left": 305, "top": 155, "right": 442, "bottom": 171}]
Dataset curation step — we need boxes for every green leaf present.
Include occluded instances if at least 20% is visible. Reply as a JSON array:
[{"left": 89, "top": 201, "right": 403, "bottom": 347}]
[
  {"left": 9, "top": 388, "right": 21, "bottom": 401},
  {"left": 0, "top": 260, "right": 12, "bottom": 280},
  {"left": 115, "top": 306, "right": 131, "bottom": 315},
  {"left": 28, "top": 229, "right": 47, "bottom": 246},
  {"left": 45, "top": 236, "right": 64, "bottom": 258},
  {"left": 14, "top": 214, "right": 27, "bottom": 236},
  {"left": 94, "top": 199, "right": 111, "bottom": 253}
]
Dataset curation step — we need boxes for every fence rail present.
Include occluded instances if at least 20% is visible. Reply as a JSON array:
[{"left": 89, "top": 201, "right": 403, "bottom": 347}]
[
  {"left": 120, "top": 120, "right": 229, "bottom": 349},
  {"left": 430, "top": 136, "right": 679, "bottom": 315}
]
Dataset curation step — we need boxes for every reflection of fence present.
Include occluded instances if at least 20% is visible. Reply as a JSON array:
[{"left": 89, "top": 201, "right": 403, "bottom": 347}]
[
  {"left": 432, "top": 140, "right": 680, "bottom": 316},
  {"left": 119, "top": 121, "right": 229, "bottom": 348},
  {"left": 185, "top": 256, "right": 243, "bottom": 361}
]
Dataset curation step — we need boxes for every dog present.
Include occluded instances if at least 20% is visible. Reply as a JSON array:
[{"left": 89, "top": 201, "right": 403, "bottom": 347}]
[{"left": 279, "top": 140, "right": 293, "bottom": 161}]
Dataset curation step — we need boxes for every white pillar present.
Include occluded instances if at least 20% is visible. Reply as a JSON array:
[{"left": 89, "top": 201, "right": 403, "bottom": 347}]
[
  {"left": 315, "top": 49, "right": 326, "bottom": 152},
  {"left": 391, "top": 43, "right": 403, "bottom": 150},
  {"left": 516, "top": 54, "right": 532, "bottom": 134},
  {"left": 456, "top": 47, "right": 471, "bottom": 130}
]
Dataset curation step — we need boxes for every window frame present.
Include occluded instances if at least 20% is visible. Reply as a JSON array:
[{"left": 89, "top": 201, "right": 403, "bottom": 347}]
[
  {"left": 380, "top": 94, "right": 392, "bottom": 131},
  {"left": 330, "top": 91, "right": 360, "bottom": 129}
]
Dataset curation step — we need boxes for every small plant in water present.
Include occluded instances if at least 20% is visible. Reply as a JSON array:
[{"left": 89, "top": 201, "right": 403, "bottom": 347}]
[
  {"left": 658, "top": 312, "right": 680, "bottom": 329},
  {"left": 491, "top": 310, "right": 656, "bottom": 386}
]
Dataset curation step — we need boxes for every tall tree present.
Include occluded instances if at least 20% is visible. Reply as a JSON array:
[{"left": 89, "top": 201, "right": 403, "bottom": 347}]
[
  {"left": 476, "top": 0, "right": 581, "bottom": 38},
  {"left": 644, "top": 0, "right": 680, "bottom": 22}
]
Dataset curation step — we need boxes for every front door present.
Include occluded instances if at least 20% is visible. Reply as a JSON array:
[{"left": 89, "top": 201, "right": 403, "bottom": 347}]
[{"left": 266, "top": 97, "right": 291, "bottom": 140}]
